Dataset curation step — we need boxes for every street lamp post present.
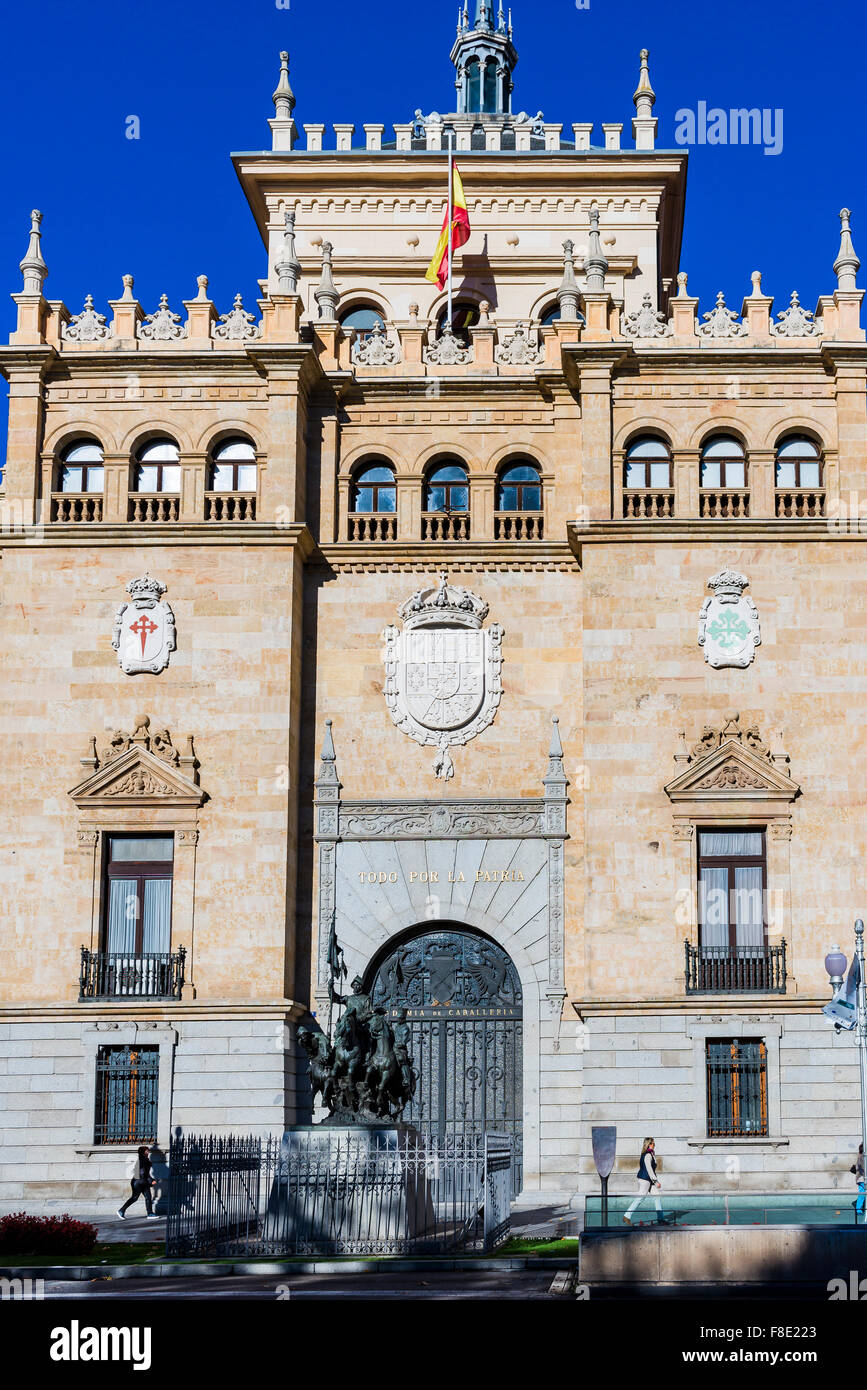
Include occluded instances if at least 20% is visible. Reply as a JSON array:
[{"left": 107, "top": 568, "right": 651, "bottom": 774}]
[{"left": 824, "top": 919, "right": 867, "bottom": 1176}]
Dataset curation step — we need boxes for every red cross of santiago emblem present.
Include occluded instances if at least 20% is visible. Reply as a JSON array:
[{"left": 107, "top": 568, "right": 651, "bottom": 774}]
[{"left": 129, "top": 613, "right": 158, "bottom": 656}]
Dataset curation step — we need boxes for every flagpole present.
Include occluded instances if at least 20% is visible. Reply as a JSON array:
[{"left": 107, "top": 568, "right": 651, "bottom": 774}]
[{"left": 447, "top": 129, "right": 454, "bottom": 330}]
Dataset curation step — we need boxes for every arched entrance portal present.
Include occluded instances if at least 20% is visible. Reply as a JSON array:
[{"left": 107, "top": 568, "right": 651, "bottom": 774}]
[{"left": 366, "top": 925, "right": 523, "bottom": 1191}]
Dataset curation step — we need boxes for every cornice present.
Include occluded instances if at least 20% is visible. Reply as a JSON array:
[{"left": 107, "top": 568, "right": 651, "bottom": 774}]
[
  {"left": 0, "top": 1000, "right": 307, "bottom": 1022},
  {"left": 314, "top": 540, "right": 576, "bottom": 571},
  {"left": 572, "top": 997, "right": 824, "bottom": 1016},
  {"left": 568, "top": 519, "right": 861, "bottom": 559},
  {"left": 0, "top": 522, "right": 316, "bottom": 553}
]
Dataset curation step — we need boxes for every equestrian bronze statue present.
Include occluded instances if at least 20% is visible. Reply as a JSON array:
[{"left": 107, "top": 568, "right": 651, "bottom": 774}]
[{"left": 298, "top": 976, "right": 417, "bottom": 1124}]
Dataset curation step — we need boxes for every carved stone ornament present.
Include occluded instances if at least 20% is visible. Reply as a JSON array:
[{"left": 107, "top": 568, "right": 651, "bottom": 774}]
[
  {"left": 770, "top": 290, "right": 823, "bottom": 338},
  {"left": 665, "top": 712, "right": 799, "bottom": 808},
  {"left": 351, "top": 320, "right": 401, "bottom": 365},
  {"left": 139, "top": 294, "right": 187, "bottom": 341},
  {"left": 382, "top": 572, "right": 504, "bottom": 780},
  {"left": 698, "top": 569, "right": 760, "bottom": 669},
  {"left": 622, "top": 292, "right": 673, "bottom": 339},
  {"left": 494, "top": 324, "right": 544, "bottom": 364},
  {"left": 698, "top": 291, "right": 748, "bottom": 338},
  {"left": 69, "top": 714, "right": 203, "bottom": 810},
  {"left": 63, "top": 294, "right": 110, "bottom": 342},
  {"left": 213, "top": 293, "right": 262, "bottom": 340},
  {"left": 423, "top": 321, "right": 474, "bottom": 365},
  {"left": 112, "top": 574, "right": 176, "bottom": 675}
]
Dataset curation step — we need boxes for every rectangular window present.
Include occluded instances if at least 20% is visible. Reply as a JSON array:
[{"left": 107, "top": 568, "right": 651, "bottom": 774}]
[
  {"left": 94, "top": 1045, "right": 159, "bottom": 1145},
  {"left": 706, "top": 1038, "right": 768, "bottom": 1137},
  {"left": 104, "top": 835, "right": 173, "bottom": 956},
  {"left": 697, "top": 828, "right": 766, "bottom": 950}
]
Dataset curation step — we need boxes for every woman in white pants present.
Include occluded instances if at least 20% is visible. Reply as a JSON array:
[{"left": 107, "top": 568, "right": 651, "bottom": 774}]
[{"left": 623, "top": 1137, "right": 663, "bottom": 1224}]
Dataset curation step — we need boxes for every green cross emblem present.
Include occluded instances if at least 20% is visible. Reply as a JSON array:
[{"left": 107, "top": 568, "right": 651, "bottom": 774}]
[{"left": 707, "top": 610, "right": 750, "bottom": 649}]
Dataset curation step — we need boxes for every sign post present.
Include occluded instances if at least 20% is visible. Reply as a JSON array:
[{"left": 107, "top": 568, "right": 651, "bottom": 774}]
[{"left": 591, "top": 1125, "right": 617, "bottom": 1228}]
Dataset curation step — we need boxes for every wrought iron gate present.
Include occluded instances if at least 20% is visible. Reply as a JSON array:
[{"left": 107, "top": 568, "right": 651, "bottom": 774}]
[{"left": 367, "top": 926, "right": 523, "bottom": 1193}]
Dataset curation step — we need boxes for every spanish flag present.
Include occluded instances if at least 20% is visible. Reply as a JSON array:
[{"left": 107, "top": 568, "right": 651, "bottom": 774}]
[{"left": 425, "top": 164, "right": 471, "bottom": 289}]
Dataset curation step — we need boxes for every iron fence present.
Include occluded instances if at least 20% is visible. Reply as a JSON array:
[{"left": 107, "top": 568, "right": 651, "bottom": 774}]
[
  {"left": 79, "top": 947, "right": 186, "bottom": 1000},
  {"left": 684, "top": 940, "right": 787, "bottom": 994},
  {"left": 166, "top": 1129, "right": 512, "bottom": 1257}
]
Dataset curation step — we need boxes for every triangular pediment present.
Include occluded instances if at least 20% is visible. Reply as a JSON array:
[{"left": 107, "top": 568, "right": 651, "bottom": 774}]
[
  {"left": 69, "top": 745, "right": 204, "bottom": 809},
  {"left": 665, "top": 739, "right": 800, "bottom": 803}
]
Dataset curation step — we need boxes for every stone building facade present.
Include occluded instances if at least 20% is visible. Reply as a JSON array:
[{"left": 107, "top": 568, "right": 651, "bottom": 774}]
[{"left": 1, "top": 7, "right": 866, "bottom": 1209}]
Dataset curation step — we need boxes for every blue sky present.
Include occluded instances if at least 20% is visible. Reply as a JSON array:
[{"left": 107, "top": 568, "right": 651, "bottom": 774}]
[{"left": 0, "top": 0, "right": 860, "bottom": 453}]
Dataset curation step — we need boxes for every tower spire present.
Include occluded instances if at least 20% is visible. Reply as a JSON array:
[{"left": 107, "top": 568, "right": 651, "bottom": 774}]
[
  {"left": 450, "top": 0, "right": 517, "bottom": 113},
  {"left": 834, "top": 208, "right": 860, "bottom": 290},
  {"left": 585, "top": 205, "right": 609, "bottom": 293},
  {"left": 19, "top": 209, "right": 47, "bottom": 295}
]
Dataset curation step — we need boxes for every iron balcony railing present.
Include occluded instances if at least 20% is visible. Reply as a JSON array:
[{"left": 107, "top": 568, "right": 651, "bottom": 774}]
[
  {"left": 684, "top": 940, "right": 787, "bottom": 995},
  {"left": 79, "top": 946, "right": 186, "bottom": 1001}
]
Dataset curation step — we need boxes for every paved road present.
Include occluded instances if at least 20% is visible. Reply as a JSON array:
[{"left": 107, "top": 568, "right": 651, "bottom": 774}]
[{"left": 44, "top": 1269, "right": 564, "bottom": 1300}]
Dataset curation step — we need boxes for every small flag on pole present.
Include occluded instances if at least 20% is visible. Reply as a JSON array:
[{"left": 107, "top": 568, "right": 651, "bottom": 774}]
[
  {"left": 327, "top": 915, "right": 346, "bottom": 987},
  {"left": 425, "top": 163, "right": 471, "bottom": 290}
]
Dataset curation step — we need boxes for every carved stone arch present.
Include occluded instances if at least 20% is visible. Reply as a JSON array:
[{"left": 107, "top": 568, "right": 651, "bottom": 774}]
[
  {"left": 412, "top": 440, "right": 477, "bottom": 476},
  {"left": 613, "top": 418, "right": 676, "bottom": 452},
  {"left": 687, "top": 418, "right": 752, "bottom": 452},
  {"left": 119, "top": 421, "right": 194, "bottom": 456},
  {"left": 336, "top": 288, "right": 394, "bottom": 321},
  {"left": 527, "top": 288, "right": 566, "bottom": 322},
  {"left": 194, "top": 420, "right": 262, "bottom": 455},
  {"left": 427, "top": 285, "right": 491, "bottom": 323},
  {"left": 760, "top": 416, "right": 833, "bottom": 452},
  {"left": 487, "top": 441, "right": 548, "bottom": 477},
  {"left": 339, "top": 441, "right": 406, "bottom": 476},
  {"left": 43, "top": 421, "right": 117, "bottom": 456}
]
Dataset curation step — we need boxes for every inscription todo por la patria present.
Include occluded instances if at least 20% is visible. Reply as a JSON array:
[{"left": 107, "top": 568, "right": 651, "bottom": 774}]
[{"left": 357, "top": 866, "right": 526, "bottom": 885}]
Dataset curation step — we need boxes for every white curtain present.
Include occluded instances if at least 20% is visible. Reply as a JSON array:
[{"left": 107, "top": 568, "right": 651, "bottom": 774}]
[
  {"left": 699, "top": 867, "right": 729, "bottom": 948},
  {"left": 733, "top": 865, "right": 764, "bottom": 947},
  {"left": 143, "top": 878, "right": 172, "bottom": 954},
  {"left": 107, "top": 879, "right": 137, "bottom": 954},
  {"left": 699, "top": 831, "right": 762, "bottom": 857}
]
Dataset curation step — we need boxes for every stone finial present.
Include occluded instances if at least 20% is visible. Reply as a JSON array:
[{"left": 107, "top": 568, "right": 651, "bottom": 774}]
[
  {"left": 408, "top": 302, "right": 419, "bottom": 323},
  {"left": 749, "top": 270, "right": 763, "bottom": 296},
  {"left": 633, "top": 48, "right": 655, "bottom": 115},
  {"left": 19, "top": 209, "right": 48, "bottom": 295},
  {"left": 195, "top": 274, "right": 209, "bottom": 300},
  {"left": 584, "top": 205, "right": 608, "bottom": 293},
  {"left": 275, "top": 207, "right": 301, "bottom": 293},
  {"left": 272, "top": 51, "right": 295, "bottom": 119},
  {"left": 314, "top": 241, "right": 339, "bottom": 320},
  {"left": 478, "top": 299, "right": 490, "bottom": 324},
  {"left": 676, "top": 271, "right": 689, "bottom": 296},
  {"left": 557, "top": 239, "right": 580, "bottom": 321},
  {"left": 121, "top": 274, "right": 135, "bottom": 300},
  {"left": 316, "top": 717, "right": 341, "bottom": 791},
  {"left": 834, "top": 208, "right": 860, "bottom": 291}
]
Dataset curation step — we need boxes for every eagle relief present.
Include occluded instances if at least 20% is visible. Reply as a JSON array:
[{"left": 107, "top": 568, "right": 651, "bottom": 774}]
[{"left": 382, "top": 572, "right": 504, "bottom": 780}]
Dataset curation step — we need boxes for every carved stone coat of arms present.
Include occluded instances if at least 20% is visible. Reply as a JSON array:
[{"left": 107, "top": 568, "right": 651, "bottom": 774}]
[
  {"left": 112, "top": 575, "right": 176, "bottom": 675},
  {"left": 382, "top": 573, "right": 504, "bottom": 780},
  {"left": 698, "top": 568, "right": 761, "bottom": 669}
]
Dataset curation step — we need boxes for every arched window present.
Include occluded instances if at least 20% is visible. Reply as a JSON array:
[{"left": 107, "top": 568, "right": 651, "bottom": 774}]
[
  {"left": 624, "top": 437, "right": 671, "bottom": 489},
  {"left": 352, "top": 462, "right": 396, "bottom": 513},
  {"left": 134, "top": 439, "right": 180, "bottom": 493},
  {"left": 436, "top": 300, "right": 479, "bottom": 345},
  {"left": 775, "top": 435, "right": 822, "bottom": 488},
  {"left": 701, "top": 435, "right": 746, "bottom": 489},
  {"left": 60, "top": 440, "right": 104, "bottom": 493},
  {"left": 497, "top": 461, "right": 542, "bottom": 511},
  {"left": 340, "top": 305, "right": 385, "bottom": 345},
  {"left": 483, "top": 58, "right": 498, "bottom": 113},
  {"left": 467, "top": 58, "right": 481, "bottom": 111},
  {"left": 210, "top": 438, "right": 257, "bottom": 492},
  {"left": 425, "top": 460, "right": 469, "bottom": 513}
]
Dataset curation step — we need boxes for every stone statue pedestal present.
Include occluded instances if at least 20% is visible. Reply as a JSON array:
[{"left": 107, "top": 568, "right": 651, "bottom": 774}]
[{"left": 264, "top": 1124, "right": 436, "bottom": 1255}]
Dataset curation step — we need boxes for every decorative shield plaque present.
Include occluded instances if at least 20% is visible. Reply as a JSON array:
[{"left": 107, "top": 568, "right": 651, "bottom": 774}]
[
  {"left": 698, "top": 568, "right": 761, "bottom": 669},
  {"left": 382, "top": 573, "right": 504, "bottom": 779},
  {"left": 112, "top": 575, "right": 176, "bottom": 675}
]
